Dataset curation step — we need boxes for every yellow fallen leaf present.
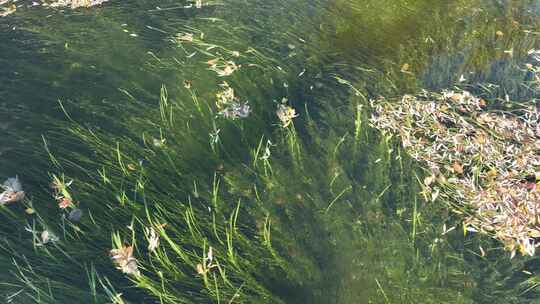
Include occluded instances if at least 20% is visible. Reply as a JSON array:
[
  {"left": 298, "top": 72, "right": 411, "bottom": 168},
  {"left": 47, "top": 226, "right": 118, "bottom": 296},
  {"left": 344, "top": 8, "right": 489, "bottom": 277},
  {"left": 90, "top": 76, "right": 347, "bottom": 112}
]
[
  {"left": 423, "top": 175, "right": 435, "bottom": 186},
  {"left": 401, "top": 63, "right": 409, "bottom": 71},
  {"left": 196, "top": 263, "right": 205, "bottom": 275},
  {"left": 529, "top": 230, "right": 540, "bottom": 238}
]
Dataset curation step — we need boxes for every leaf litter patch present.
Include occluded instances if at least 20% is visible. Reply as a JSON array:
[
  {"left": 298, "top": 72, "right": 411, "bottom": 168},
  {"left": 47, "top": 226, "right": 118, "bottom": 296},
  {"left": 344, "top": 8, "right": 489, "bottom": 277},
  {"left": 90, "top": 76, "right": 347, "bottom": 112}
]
[
  {"left": 370, "top": 89, "right": 539, "bottom": 257},
  {"left": 0, "top": 0, "right": 108, "bottom": 17}
]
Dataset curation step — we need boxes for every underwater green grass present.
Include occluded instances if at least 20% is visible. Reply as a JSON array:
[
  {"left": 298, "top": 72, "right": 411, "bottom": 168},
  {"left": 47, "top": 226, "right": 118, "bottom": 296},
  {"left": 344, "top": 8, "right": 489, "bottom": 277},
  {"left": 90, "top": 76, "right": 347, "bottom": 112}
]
[{"left": 1, "top": 0, "right": 540, "bottom": 303}]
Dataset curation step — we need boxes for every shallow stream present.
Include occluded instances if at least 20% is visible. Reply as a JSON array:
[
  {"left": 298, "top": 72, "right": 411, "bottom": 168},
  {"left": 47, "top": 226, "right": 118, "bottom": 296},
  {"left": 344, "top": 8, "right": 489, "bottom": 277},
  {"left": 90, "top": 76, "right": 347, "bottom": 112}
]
[{"left": 1, "top": 1, "right": 540, "bottom": 303}]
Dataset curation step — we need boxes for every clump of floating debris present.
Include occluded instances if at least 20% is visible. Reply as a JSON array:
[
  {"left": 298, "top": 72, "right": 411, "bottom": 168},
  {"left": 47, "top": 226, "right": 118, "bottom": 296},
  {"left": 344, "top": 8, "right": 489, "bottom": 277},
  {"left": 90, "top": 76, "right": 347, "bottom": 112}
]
[
  {"left": 0, "top": 2, "right": 16, "bottom": 17},
  {"left": 0, "top": 176, "right": 25, "bottom": 204},
  {"left": 370, "top": 90, "right": 539, "bottom": 257},
  {"left": 215, "top": 81, "right": 251, "bottom": 119},
  {"left": 110, "top": 244, "right": 140, "bottom": 276},
  {"left": 276, "top": 101, "right": 298, "bottom": 128},
  {"left": 207, "top": 58, "right": 240, "bottom": 77},
  {"left": 46, "top": 0, "right": 109, "bottom": 9},
  {"left": 0, "top": 0, "right": 108, "bottom": 17}
]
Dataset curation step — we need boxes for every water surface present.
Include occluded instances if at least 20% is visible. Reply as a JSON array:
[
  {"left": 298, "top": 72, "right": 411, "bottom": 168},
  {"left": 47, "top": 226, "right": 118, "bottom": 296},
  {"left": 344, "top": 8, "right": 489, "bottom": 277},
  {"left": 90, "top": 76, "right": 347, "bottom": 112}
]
[{"left": 1, "top": 1, "right": 540, "bottom": 303}]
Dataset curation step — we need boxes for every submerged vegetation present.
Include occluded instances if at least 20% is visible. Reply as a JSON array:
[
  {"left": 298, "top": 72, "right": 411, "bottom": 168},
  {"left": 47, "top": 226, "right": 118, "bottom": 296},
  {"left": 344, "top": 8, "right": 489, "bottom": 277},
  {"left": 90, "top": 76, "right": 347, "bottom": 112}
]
[{"left": 1, "top": 0, "right": 540, "bottom": 303}]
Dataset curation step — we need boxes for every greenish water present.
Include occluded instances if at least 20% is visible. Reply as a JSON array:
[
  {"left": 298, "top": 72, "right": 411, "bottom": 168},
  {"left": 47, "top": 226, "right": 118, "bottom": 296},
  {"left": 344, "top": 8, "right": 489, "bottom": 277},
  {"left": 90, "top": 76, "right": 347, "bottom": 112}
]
[{"left": 1, "top": 1, "right": 540, "bottom": 303}]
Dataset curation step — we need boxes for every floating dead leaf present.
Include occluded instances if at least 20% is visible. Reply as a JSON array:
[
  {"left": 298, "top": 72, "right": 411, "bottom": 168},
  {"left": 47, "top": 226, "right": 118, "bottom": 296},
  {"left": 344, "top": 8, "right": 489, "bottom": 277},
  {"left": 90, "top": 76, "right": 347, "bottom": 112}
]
[
  {"left": 424, "top": 175, "right": 436, "bottom": 186},
  {"left": 145, "top": 226, "right": 160, "bottom": 253},
  {"left": 176, "top": 32, "right": 194, "bottom": 42},
  {"left": 400, "top": 63, "right": 413, "bottom": 74},
  {"left": 475, "top": 133, "right": 487, "bottom": 145},
  {"left": 196, "top": 263, "right": 205, "bottom": 275},
  {"left": 479, "top": 99, "right": 486, "bottom": 107},
  {"left": 452, "top": 162, "right": 464, "bottom": 174},
  {"left": 0, "top": 191, "right": 25, "bottom": 204},
  {"left": 529, "top": 229, "right": 540, "bottom": 238},
  {"left": 0, "top": 4, "right": 16, "bottom": 17},
  {"left": 58, "top": 197, "right": 73, "bottom": 209},
  {"left": 40, "top": 230, "right": 58, "bottom": 245},
  {"left": 401, "top": 63, "right": 409, "bottom": 71},
  {"left": 486, "top": 168, "right": 497, "bottom": 182},
  {"left": 1, "top": 176, "right": 25, "bottom": 205},
  {"left": 206, "top": 58, "right": 219, "bottom": 65},
  {"left": 207, "top": 246, "right": 213, "bottom": 262},
  {"left": 110, "top": 245, "right": 140, "bottom": 276},
  {"left": 276, "top": 104, "right": 298, "bottom": 128}
]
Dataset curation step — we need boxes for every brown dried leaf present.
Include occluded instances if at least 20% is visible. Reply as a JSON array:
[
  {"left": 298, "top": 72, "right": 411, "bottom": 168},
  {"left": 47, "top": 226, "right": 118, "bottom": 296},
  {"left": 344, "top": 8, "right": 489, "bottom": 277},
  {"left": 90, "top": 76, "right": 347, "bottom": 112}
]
[{"left": 452, "top": 162, "right": 464, "bottom": 174}]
